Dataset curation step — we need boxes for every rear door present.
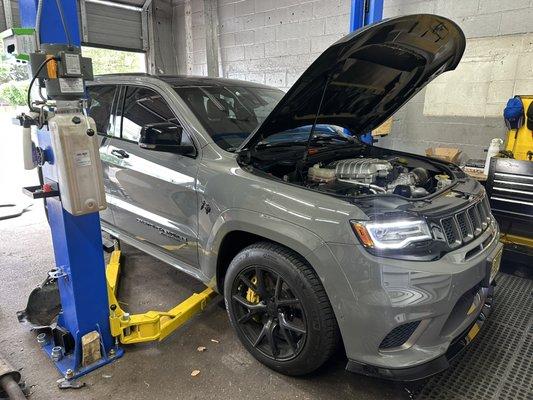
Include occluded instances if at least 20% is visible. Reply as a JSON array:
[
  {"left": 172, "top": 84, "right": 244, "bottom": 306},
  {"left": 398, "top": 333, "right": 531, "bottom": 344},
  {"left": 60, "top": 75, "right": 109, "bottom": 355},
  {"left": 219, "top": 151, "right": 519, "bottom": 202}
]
[
  {"left": 86, "top": 84, "right": 120, "bottom": 225},
  {"left": 104, "top": 84, "right": 200, "bottom": 268}
]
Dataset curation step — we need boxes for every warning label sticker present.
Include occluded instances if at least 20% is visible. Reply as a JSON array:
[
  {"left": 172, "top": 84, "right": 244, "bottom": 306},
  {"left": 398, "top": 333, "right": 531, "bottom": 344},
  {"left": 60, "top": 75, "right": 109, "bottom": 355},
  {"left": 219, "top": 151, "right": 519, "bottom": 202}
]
[
  {"left": 59, "top": 78, "right": 84, "bottom": 94},
  {"left": 64, "top": 53, "right": 81, "bottom": 75},
  {"left": 74, "top": 150, "right": 92, "bottom": 167}
]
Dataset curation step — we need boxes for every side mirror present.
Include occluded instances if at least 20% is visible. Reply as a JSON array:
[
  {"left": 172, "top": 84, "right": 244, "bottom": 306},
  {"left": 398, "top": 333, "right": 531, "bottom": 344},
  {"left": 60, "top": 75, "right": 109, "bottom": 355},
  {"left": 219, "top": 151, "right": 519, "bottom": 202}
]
[{"left": 139, "top": 122, "right": 195, "bottom": 155}]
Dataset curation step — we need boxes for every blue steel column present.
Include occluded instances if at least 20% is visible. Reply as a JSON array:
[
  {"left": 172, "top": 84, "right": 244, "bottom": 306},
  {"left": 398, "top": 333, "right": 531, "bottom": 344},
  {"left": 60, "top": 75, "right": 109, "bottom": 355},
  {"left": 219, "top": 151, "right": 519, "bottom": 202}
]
[
  {"left": 350, "top": 0, "right": 384, "bottom": 144},
  {"left": 350, "top": 0, "right": 384, "bottom": 29},
  {"left": 19, "top": 0, "right": 122, "bottom": 378}
]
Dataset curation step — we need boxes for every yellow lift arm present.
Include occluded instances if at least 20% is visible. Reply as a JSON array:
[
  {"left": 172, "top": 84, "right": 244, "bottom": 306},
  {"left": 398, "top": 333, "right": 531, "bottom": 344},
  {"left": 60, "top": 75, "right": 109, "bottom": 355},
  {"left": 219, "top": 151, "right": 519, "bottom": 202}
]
[
  {"left": 106, "top": 250, "right": 217, "bottom": 345},
  {"left": 499, "top": 233, "right": 533, "bottom": 249}
]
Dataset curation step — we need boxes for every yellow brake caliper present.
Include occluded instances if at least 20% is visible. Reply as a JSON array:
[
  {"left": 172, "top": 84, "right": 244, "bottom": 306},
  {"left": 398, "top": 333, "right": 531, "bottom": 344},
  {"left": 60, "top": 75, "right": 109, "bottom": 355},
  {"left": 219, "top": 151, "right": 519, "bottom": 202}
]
[
  {"left": 246, "top": 276, "right": 260, "bottom": 304},
  {"left": 245, "top": 277, "right": 262, "bottom": 322}
]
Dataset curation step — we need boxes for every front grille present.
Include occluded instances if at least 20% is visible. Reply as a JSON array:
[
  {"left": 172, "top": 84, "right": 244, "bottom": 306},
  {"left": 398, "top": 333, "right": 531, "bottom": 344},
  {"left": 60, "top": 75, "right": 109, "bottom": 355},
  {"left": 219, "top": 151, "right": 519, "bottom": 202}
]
[
  {"left": 379, "top": 321, "right": 421, "bottom": 350},
  {"left": 438, "top": 196, "right": 492, "bottom": 248},
  {"left": 467, "top": 206, "right": 482, "bottom": 235},
  {"left": 456, "top": 212, "right": 470, "bottom": 239},
  {"left": 441, "top": 217, "right": 457, "bottom": 244}
]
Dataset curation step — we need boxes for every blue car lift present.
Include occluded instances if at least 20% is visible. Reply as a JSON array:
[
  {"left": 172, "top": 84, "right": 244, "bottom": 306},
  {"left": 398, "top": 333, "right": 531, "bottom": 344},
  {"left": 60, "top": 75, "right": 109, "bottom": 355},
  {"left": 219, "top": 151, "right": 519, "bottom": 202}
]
[
  {"left": 350, "top": 0, "right": 384, "bottom": 145},
  {"left": 14, "top": 0, "right": 216, "bottom": 383},
  {"left": 17, "top": 0, "right": 123, "bottom": 380}
]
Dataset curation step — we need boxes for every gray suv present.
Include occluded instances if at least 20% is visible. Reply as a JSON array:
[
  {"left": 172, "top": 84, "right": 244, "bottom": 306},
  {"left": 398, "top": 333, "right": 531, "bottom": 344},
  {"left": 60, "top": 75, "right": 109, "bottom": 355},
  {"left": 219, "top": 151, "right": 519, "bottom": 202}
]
[{"left": 88, "top": 14, "right": 502, "bottom": 380}]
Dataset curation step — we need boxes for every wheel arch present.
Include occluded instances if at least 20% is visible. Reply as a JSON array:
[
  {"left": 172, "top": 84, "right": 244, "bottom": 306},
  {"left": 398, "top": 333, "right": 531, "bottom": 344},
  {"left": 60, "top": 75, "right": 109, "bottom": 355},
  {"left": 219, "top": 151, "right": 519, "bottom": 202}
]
[{"left": 201, "top": 209, "right": 325, "bottom": 292}]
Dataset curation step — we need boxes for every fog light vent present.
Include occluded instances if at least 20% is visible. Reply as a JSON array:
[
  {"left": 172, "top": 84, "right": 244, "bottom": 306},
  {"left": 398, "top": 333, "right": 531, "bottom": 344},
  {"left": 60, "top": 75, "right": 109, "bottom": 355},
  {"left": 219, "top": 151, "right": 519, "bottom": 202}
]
[{"left": 379, "top": 321, "right": 421, "bottom": 350}]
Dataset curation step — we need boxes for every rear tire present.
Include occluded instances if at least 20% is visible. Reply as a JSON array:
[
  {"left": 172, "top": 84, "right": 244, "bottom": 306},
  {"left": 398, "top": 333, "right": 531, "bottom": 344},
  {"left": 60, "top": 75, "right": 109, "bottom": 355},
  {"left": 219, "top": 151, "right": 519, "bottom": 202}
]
[{"left": 224, "top": 242, "right": 339, "bottom": 376}]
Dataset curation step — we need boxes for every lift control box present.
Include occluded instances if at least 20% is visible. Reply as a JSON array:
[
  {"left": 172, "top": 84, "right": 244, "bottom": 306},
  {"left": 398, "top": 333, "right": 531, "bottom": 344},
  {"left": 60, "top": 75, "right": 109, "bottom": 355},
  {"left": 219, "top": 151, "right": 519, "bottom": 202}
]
[
  {"left": 29, "top": 45, "right": 93, "bottom": 99},
  {"left": 48, "top": 113, "right": 107, "bottom": 215}
]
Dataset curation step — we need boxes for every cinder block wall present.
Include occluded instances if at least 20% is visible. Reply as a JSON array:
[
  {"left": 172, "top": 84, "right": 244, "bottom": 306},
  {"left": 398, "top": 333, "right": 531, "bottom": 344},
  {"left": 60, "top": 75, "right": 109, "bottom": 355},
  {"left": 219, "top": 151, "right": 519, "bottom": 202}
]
[
  {"left": 172, "top": 0, "right": 533, "bottom": 159},
  {"left": 380, "top": 0, "right": 533, "bottom": 159},
  {"left": 173, "top": 0, "right": 351, "bottom": 88}
]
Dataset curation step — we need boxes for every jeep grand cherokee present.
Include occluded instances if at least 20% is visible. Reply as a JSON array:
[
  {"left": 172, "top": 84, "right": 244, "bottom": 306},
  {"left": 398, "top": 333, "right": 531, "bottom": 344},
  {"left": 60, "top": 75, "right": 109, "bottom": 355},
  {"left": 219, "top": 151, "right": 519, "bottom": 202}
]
[{"left": 88, "top": 14, "right": 501, "bottom": 380}]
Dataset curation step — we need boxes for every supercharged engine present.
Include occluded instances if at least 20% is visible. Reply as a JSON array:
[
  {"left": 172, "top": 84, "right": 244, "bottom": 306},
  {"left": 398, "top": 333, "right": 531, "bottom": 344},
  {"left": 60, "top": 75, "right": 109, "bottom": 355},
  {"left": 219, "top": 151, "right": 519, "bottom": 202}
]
[{"left": 306, "top": 158, "right": 449, "bottom": 198}]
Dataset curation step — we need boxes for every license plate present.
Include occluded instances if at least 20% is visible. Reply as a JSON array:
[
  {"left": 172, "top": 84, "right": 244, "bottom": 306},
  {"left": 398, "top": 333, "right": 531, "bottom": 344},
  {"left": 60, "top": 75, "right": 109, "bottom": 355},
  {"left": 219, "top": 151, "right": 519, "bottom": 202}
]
[
  {"left": 466, "top": 323, "right": 480, "bottom": 342},
  {"left": 490, "top": 247, "right": 503, "bottom": 283}
]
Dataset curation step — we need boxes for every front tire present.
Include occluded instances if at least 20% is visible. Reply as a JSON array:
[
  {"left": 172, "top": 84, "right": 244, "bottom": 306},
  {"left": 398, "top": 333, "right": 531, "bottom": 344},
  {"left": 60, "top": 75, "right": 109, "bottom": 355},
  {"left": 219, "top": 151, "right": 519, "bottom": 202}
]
[{"left": 224, "top": 242, "right": 339, "bottom": 376}]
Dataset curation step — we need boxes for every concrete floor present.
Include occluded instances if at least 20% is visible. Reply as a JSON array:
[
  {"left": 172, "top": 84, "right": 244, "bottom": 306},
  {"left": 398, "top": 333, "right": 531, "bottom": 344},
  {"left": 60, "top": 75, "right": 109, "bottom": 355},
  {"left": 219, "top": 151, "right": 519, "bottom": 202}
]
[{"left": 0, "top": 206, "right": 415, "bottom": 400}]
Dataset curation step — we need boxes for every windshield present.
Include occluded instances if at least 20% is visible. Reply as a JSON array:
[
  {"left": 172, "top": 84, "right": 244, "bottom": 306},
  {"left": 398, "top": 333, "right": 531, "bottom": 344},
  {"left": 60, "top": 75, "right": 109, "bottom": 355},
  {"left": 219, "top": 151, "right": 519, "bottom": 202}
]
[
  {"left": 174, "top": 85, "right": 284, "bottom": 151},
  {"left": 257, "top": 124, "right": 353, "bottom": 147}
]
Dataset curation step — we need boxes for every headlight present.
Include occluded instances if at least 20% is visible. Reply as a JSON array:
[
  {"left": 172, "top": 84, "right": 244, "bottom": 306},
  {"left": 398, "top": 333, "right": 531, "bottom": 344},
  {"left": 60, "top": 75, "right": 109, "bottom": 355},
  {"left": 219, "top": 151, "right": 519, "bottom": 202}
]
[{"left": 351, "top": 219, "right": 432, "bottom": 249}]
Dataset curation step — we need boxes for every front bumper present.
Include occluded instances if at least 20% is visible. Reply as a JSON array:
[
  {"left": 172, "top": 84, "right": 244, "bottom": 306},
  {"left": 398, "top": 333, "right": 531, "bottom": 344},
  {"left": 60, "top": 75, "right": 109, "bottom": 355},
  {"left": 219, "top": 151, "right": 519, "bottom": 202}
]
[
  {"left": 345, "top": 283, "right": 494, "bottom": 381},
  {"left": 314, "top": 221, "right": 501, "bottom": 381}
]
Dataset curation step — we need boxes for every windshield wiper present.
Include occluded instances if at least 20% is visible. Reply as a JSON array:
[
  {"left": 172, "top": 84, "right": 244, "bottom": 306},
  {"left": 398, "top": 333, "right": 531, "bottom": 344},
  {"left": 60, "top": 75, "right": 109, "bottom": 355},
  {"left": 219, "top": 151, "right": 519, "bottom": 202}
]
[
  {"left": 256, "top": 140, "right": 307, "bottom": 149},
  {"left": 311, "top": 134, "right": 354, "bottom": 143}
]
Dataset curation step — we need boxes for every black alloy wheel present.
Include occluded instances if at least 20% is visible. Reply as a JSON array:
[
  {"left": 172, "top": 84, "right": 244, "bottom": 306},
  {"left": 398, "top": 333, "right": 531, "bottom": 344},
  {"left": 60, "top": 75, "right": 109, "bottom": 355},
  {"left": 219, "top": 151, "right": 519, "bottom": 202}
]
[
  {"left": 231, "top": 266, "right": 307, "bottom": 361},
  {"left": 224, "top": 242, "right": 340, "bottom": 376}
]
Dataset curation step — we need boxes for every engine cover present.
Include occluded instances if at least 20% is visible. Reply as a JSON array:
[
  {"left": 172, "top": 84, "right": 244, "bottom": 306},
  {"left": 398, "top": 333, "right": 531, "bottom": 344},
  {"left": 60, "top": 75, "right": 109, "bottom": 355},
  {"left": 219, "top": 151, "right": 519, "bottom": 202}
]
[{"left": 334, "top": 158, "right": 392, "bottom": 183}]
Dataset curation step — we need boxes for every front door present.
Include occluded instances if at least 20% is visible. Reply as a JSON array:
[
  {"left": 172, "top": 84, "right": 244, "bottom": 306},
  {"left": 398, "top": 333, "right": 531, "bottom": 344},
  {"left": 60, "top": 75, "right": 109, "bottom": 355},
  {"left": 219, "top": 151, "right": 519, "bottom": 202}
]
[
  {"left": 104, "top": 85, "right": 200, "bottom": 268},
  {"left": 87, "top": 84, "right": 120, "bottom": 226}
]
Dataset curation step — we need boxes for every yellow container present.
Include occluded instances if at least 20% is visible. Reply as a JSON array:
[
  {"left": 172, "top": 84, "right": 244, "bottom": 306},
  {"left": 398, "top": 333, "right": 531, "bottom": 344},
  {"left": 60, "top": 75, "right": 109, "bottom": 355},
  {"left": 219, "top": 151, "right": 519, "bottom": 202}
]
[{"left": 505, "top": 95, "right": 533, "bottom": 161}]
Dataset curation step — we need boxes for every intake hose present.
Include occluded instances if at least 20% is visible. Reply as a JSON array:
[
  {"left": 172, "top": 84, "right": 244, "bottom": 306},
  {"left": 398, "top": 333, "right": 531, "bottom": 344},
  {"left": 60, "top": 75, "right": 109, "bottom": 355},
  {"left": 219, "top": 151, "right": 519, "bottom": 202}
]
[
  {"left": 0, "top": 353, "right": 25, "bottom": 400},
  {"left": 0, "top": 376, "right": 25, "bottom": 400},
  {"left": 338, "top": 179, "right": 387, "bottom": 193},
  {"left": 411, "top": 167, "right": 429, "bottom": 186}
]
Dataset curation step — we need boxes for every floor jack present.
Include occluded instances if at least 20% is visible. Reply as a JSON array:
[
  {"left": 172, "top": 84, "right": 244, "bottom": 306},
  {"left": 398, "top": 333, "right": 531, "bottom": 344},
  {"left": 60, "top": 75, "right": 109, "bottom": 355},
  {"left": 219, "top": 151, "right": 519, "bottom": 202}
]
[{"left": 9, "top": 0, "right": 217, "bottom": 386}]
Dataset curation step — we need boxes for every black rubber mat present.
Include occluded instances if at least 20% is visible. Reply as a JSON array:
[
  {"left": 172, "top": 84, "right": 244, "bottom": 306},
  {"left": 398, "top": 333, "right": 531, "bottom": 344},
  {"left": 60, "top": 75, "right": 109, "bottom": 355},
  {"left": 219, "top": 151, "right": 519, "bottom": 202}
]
[{"left": 416, "top": 273, "right": 532, "bottom": 400}]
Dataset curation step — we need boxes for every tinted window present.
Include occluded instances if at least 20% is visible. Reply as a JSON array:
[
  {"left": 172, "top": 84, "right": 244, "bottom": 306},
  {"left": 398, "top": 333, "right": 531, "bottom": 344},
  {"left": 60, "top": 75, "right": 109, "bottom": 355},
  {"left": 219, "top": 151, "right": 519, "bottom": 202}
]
[
  {"left": 121, "top": 86, "right": 193, "bottom": 147},
  {"left": 174, "top": 85, "right": 284, "bottom": 151},
  {"left": 87, "top": 85, "right": 117, "bottom": 136}
]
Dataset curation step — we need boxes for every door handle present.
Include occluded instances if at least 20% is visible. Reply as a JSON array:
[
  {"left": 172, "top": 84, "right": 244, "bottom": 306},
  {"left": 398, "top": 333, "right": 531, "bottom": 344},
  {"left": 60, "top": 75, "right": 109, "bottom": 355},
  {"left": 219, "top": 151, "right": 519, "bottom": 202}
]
[{"left": 111, "top": 149, "right": 129, "bottom": 159}]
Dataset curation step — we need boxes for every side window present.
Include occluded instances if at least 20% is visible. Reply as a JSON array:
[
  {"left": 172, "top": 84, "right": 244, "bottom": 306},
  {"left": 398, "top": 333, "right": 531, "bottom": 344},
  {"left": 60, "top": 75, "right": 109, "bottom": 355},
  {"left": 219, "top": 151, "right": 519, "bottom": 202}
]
[
  {"left": 87, "top": 85, "right": 118, "bottom": 136},
  {"left": 121, "top": 86, "right": 193, "bottom": 147}
]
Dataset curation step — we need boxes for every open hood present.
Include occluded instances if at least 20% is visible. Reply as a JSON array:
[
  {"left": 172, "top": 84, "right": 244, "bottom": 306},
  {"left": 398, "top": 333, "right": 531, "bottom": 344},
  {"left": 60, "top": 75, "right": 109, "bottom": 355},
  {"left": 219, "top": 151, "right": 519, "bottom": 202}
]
[{"left": 238, "top": 14, "right": 465, "bottom": 152}]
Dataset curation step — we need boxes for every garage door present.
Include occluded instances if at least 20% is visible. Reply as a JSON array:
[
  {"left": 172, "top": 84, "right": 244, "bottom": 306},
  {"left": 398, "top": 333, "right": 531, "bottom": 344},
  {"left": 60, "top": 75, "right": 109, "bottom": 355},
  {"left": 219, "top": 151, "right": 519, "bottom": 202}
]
[
  {"left": 0, "top": 0, "right": 145, "bottom": 53},
  {"left": 0, "top": 0, "right": 20, "bottom": 32},
  {"left": 79, "top": 0, "right": 145, "bottom": 52}
]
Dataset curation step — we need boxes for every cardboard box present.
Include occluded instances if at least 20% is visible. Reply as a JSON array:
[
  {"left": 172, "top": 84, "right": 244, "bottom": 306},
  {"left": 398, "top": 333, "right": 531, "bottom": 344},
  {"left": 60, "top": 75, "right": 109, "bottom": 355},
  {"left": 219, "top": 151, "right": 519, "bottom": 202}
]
[
  {"left": 425, "top": 147, "right": 462, "bottom": 163},
  {"left": 462, "top": 165, "right": 487, "bottom": 181},
  {"left": 372, "top": 117, "right": 393, "bottom": 136}
]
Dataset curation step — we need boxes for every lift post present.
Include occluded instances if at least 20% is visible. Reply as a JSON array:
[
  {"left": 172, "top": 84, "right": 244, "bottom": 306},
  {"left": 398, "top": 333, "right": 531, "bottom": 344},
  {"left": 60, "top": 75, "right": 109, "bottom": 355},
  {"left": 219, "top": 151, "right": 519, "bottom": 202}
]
[
  {"left": 350, "top": 0, "right": 384, "bottom": 30},
  {"left": 349, "top": 0, "right": 383, "bottom": 145},
  {"left": 15, "top": 0, "right": 122, "bottom": 380},
  {"left": 12, "top": 1, "right": 218, "bottom": 381}
]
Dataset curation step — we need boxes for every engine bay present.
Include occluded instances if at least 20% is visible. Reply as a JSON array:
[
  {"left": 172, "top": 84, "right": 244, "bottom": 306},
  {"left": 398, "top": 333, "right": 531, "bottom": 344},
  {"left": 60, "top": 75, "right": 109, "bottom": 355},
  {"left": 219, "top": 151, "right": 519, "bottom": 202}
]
[
  {"left": 247, "top": 146, "right": 455, "bottom": 199},
  {"left": 305, "top": 157, "right": 453, "bottom": 198}
]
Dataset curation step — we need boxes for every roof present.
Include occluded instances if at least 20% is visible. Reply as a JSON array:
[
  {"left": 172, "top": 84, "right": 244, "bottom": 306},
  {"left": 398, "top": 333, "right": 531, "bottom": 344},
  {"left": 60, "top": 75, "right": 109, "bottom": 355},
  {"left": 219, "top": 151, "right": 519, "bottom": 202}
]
[{"left": 92, "top": 73, "right": 275, "bottom": 89}]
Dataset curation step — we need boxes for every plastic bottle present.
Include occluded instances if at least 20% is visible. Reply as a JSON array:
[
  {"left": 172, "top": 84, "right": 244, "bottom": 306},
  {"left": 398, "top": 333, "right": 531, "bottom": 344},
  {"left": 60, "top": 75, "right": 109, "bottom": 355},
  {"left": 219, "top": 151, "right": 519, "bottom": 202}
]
[{"left": 483, "top": 138, "right": 504, "bottom": 176}]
